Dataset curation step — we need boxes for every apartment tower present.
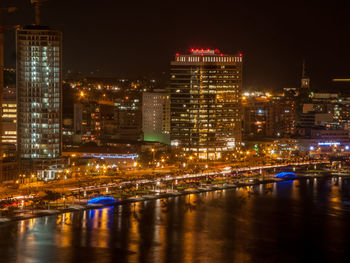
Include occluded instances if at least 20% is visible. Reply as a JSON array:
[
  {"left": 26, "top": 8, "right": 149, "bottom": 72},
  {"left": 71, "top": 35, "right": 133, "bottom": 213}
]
[{"left": 16, "top": 25, "right": 62, "bottom": 179}]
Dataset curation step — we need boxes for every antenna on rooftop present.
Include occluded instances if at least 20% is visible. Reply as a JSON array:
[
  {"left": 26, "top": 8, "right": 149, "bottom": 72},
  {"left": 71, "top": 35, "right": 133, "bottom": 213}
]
[
  {"left": 302, "top": 59, "right": 306, "bottom": 78},
  {"left": 301, "top": 59, "right": 310, "bottom": 89},
  {"left": 30, "top": 0, "right": 47, "bottom": 25}
]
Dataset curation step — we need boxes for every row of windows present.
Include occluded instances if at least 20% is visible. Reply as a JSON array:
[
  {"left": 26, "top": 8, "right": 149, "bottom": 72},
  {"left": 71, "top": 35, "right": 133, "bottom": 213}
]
[
  {"left": 24, "top": 73, "right": 60, "bottom": 78},
  {"left": 172, "top": 119, "right": 240, "bottom": 123},
  {"left": 20, "top": 57, "right": 60, "bottom": 62},
  {"left": 21, "top": 154, "right": 60, "bottom": 158},
  {"left": 21, "top": 141, "right": 60, "bottom": 146},
  {"left": 23, "top": 77, "right": 60, "bottom": 82},
  {"left": 171, "top": 79, "right": 240, "bottom": 84},
  {"left": 19, "top": 52, "right": 60, "bottom": 57},
  {"left": 19, "top": 34, "right": 60, "bottom": 40},
  {"left": 175, "top": 56, "right": 242, "bottom": 63},
  {"left": 2, "top": 114, "right": 16, "bottom": 118},
  {"left": 19, "top": 41, "right": 60, "bottom": 46}
]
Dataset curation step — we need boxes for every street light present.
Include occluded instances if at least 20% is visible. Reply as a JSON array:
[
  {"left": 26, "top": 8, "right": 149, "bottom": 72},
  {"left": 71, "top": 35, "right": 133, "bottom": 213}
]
[{"left": 150, "top": 148, "right": 156, "bottom": 167}]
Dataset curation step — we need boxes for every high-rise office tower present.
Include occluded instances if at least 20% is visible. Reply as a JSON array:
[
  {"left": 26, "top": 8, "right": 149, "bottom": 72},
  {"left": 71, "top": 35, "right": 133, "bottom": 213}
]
[
  {"left": 170, "top": 49, "right": 242, "bottom": 160},
  {"left": 16, "top": 25, "right": 62, "bottom": 179}
]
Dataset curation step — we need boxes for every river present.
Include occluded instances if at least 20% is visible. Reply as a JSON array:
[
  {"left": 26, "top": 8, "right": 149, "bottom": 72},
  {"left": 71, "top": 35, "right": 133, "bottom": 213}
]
[{"left": 1, "top": 177, "right": 350, "bottom": 263}]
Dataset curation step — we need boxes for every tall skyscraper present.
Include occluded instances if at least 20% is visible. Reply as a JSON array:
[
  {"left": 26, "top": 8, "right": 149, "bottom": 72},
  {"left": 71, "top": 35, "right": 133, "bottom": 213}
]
[
  {"left": 16, "top": 25, "right": 62, "bottom": 179},
  {"left": 170, "top": 49, "right": 242, "bottom": 160}
]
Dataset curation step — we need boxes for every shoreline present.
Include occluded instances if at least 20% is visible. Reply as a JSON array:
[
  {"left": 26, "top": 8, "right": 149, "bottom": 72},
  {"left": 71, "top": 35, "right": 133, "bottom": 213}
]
[{"left": 0, "top": 172, "right": 342, "bottom": 225}]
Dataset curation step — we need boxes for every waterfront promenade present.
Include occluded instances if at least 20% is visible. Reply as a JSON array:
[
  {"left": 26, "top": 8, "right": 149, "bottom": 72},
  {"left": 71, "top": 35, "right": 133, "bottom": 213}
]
[{"left": 0, "top": 161, "right": 329, "bottom": 224}]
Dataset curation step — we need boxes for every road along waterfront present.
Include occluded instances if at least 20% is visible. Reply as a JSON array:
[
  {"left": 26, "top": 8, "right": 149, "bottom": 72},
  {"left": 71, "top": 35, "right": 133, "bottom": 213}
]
[
  {"left": 0, "top": 161, "right": 333, "bottom": 224},
  {"left": 0, "top": 175, "right": 350, "bottom": 263}
]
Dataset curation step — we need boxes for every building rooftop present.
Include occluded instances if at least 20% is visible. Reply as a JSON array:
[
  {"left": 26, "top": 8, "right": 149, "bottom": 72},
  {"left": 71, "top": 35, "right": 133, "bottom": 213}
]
[
  {"left": 22, "top": 25, "right": 51, "bottom": 30},
  {"left": 175, "top": 48, "right": 243, "bottom": 57}
]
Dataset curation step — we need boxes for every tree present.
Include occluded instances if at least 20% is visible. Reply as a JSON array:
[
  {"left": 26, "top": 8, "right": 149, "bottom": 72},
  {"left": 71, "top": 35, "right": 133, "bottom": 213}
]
[{"left": 43, "top": 191, "right": 62, "bottom": 209}]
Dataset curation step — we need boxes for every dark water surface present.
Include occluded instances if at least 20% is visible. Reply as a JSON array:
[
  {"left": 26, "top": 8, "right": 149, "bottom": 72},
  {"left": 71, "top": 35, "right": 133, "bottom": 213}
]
[{"left": 1, "top": 177, "right": 350, "bottom": 263}]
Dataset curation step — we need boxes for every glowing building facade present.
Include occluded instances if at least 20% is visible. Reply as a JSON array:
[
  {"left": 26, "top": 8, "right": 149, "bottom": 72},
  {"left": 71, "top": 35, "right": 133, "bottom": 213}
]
[
  {"left": 2, "top": 86, "right": 17, "bottom": 145},
  {"left": 16, "top": 26, "right": 62, "bottom": 179},
  {"left": 242, "top": 92, "right": 274, "bottom": 138},
  {"left": 142, "top": 90, "right": 170, "bottom": 144},
  {"left": 170, "top": 49, "right": 242, "bottom": 159}
]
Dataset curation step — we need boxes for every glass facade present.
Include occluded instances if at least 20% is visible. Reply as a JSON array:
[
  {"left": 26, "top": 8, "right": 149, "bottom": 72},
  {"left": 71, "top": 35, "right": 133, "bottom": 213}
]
[
  {"left": 170, "top": 50, "right": 242, "bottom": 159},
  {"left": 16, "top": 26, "right": 62, "bottom": 159}
]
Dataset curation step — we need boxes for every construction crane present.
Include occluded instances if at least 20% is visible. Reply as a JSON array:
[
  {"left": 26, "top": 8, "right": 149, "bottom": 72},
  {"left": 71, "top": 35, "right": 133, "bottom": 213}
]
[{"left": 31, "top": 0, "right": 47, "bottom": 25}]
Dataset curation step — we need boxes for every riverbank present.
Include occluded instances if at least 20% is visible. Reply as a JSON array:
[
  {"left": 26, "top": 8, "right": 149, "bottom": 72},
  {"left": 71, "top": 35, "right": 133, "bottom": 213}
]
[{"left": 0, "top": 171, "right": 340, "bottom": 225}]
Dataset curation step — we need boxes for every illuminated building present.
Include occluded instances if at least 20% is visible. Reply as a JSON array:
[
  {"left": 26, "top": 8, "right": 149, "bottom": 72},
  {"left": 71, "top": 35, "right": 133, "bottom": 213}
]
[
  {"left": 2, "top": 86, "right": 17, "bottom": 145},
  {"left": 142, "top": 90, "right": 170, "bottom": 144},
  {"left": 274, "top": 88, "right": 297, "bottom": 137},
  {"left": 73, "top": 100, "right": 115, "bottom": 144},
  {"left": 242, "top": 92, "right": 274, "bottom": 138},
  {"left": 295, "top": 93, "right": 347, "bottom": 136},
  {"left": 296, "top": 61, "right": 313, "bottom": 135},
  {"left": 305, "top": 138, "right": 350, "bottom": 157},
  {"left": 16, "top": 25, "right": 63, "bottom": 179},
  {"left": 114, "top": 96, "right": 142, "bottom": 141},
  {"left": 242, "top": 90, "right": 297, "bottom": 139},
  {"left": 1, "top": 71, "right": 18, "bottom": 182},
  {"left": 170, "top": 49, "right": 242, "bottom": 159},
  {"left": 1, "top": 144, "right": 18, "bottom": 182}
]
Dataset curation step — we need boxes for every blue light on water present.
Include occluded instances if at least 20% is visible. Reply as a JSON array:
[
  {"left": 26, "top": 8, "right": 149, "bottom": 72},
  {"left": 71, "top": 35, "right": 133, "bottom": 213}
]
[
  {"left": 275, "top": 172, "right": 296, "bottom": 179},
  {"left": 278, "top": 180, "right": 294, "bottom": 184},
  {"left": 88, "top": 196, "right": 116, "bottom": 205}
]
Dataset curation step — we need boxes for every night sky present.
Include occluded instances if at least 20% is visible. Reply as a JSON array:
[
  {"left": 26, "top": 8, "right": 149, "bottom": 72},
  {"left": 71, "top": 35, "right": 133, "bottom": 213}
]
[{"left": 2, "top": 0, "right": 350, "bottom": 91}]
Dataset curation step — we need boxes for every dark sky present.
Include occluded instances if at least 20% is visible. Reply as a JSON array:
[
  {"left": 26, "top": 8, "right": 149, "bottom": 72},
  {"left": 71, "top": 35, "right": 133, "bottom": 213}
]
[{"left": 2, "top": 0, "right": 350, "bottom": 91}]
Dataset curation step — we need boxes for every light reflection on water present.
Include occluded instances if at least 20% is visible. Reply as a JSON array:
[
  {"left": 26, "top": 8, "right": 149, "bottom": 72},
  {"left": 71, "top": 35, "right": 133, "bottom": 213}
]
[{"left": 2, "top": 177, "right": 350, "bottom": 262}]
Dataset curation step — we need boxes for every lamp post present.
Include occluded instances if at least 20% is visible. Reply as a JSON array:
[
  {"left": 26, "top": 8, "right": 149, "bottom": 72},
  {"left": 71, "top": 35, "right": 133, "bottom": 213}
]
[{"left": 151, "top": 148, "right": 155, "bottom": 161}]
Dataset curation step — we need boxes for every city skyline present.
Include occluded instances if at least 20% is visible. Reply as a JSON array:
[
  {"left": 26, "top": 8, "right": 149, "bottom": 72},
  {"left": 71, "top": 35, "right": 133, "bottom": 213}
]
[
  {"left": 2, "top": 2, "right": 350, "bottom": 262},
  {"left": 1, "top": 0, "right": 350, "bottom": 91}
]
